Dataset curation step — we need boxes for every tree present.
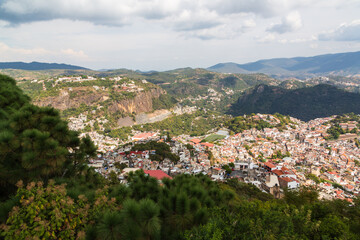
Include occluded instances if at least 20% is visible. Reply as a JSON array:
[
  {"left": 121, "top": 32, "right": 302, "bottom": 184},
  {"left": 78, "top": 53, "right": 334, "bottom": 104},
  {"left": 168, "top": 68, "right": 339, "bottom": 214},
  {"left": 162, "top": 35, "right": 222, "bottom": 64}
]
[
  {"left": 95, "top": 211, "right": 122, "bottom": 240},
  {"left": 0, "top": 75, "right": 97, "bottom": 197},
  {"left": 1, "top": 180, "right": 88, "bottom": 239},
  {"left": 120, "top": 198, "right": 161, "bottom": 240}
]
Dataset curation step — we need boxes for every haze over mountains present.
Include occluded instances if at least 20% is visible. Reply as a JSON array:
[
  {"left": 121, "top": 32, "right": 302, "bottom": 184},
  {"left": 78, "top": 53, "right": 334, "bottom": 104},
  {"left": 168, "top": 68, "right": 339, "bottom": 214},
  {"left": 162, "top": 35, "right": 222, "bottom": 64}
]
[
  {"left": 2, "top": 51, "right": 360, "bottom": 78},
  {"left": 0, "top": 61, "right": 88, "bottom": 70},
  {"left": 208, "top": 51, "right": 360, "bottom": 78}
]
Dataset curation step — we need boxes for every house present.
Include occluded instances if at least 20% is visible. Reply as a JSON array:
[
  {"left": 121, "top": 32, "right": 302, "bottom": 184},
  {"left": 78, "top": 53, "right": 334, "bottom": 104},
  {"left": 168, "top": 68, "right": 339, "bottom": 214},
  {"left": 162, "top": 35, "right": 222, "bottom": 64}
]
[
  {"left": 144, "top": 170, "right": 172, "bottom": 181},
  {"left": 201, "top": 142, "right": 214, "bottom": 148},
  {"left": 272, "top": 167, "right": 297, "bottom": 179},
  {"left": 190, "top": 138, "right": 202, "bottom": 144},
  {"left": 262, "top": 173, "right": 282, "bottom": 198},
  {"left": 279, "top": 177, "right": 300, "bottom": 189},
  {"left": 263, "top": 162, "right": 277, "bottom": 171},
  {"left": 132, "top": 132, "right": 156, "bottom": 141}
]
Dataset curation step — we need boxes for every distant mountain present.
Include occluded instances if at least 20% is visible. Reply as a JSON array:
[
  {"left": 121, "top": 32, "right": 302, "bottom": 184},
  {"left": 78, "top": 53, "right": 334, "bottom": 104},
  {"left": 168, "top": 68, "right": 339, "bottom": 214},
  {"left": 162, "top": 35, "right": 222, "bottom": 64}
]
[
  {"left": 229, "top": 84, "right": 360, "bottom": 121},
  {"left": 0, "top": 61, "right": 89, "bottom": 70},
  {"left": 209, "top": 51, "right": 360, "bottom": 78}
]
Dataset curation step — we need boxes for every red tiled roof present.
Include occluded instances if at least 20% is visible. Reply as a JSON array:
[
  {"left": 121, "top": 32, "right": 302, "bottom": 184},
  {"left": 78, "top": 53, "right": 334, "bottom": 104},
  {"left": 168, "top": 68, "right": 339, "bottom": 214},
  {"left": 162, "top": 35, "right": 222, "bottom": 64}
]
[
  {"left": 133, "top": 132, "right": 155, "bottom": 139},
  {"left": 201, "top": 142, "right": 214, "bottom": 148},
  {"left": 190, "top": 138, "right": 202, "bottom": 144},
  {"left": 272, "top": 169, "right": 283, "bottom": 176},
  {"left": 144, "top": 170, "right": 172, "bottom": 180},
  {"left": 130, "top": 151, "right": 144, "bottom": 155},
  {"left": 279, "top": 177, "right": 296, "bottom": 183},
  {"left": 264, "top": 162, "right": 276, "bottom": 169}
]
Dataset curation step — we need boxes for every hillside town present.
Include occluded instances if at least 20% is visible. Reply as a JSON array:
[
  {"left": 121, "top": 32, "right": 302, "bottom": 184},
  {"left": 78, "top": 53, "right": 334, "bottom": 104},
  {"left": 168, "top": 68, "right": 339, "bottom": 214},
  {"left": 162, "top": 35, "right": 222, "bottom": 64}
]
[{"left": 82, "top": 113, "right": 360, "bottom": 202}]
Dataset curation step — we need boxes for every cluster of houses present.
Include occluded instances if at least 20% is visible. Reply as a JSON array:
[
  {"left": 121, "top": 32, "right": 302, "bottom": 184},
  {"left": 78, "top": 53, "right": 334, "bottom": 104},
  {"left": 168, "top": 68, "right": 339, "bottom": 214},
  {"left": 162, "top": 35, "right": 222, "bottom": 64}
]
[{"left": 82, "top": 113, "right": 360, "bottom": 202}]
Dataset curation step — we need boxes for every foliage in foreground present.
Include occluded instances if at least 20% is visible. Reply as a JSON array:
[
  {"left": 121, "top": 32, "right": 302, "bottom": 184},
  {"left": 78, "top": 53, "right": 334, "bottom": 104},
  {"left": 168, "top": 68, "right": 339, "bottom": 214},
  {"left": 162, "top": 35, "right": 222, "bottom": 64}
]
[
  {"left": 1, "top": 174, "right": 360, "bottom": 240},
  {"left": 1, "top": 171, "right": 235, "bottom": 240},
  {"left": 0, "top": 74, "right": 97, "bottom": 197}
]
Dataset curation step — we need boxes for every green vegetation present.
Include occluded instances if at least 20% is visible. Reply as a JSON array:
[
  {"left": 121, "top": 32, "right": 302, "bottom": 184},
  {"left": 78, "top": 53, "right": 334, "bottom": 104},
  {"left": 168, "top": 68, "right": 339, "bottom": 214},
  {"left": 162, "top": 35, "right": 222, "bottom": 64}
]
[
  {"left": 225, "top": 113, "right": 293, "bottom": 133},
  {"left": 202, "top": 134, "right": 226, "bottom": 143},
  {"left": 306, "top": 173, "right": 321, "bottom": 184},
  {"left": 230, "top": 84, "right": 360, "bottom": 121},
  {"left": 17, "top": 81, "right": 43, "bottom": 99},
  {"left": 326, "top": 124, "right": 346, "bottom": 139},
  {"left": 104, "top": 126, "right": 132, "bottom": 141},
  {"left": 185, "top": 184, "right": 360, "bottom": 240},
  {"left": 152, "top": 94, "right": 178, "bottom": 110},
  {"left": 131, "top": 141, "right": 180, "bottom": 163},
  {"left": 0, "top": 74, "right": 97, "bottom": 197},
  {"left": 2, "top": 74, "right": 360, "bottom": 239},
  {"left": 109, "top": 89, "right": 136, "bottom": 101},
  {"left": 0, "top": 171, "right": 236, "bottom": 240},
  {"left": 324, "top": 113, "right": 360, "bottom": 139},
  {"left": 62, "top": 104, "right": 98, "bottom": 118}
]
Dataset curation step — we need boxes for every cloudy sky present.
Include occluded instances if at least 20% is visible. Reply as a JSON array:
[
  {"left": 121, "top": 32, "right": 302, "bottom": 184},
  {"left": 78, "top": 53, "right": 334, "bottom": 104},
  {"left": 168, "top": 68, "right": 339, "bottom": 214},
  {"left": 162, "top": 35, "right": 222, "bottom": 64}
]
[{"left": 0, "top": 0, "right": 360, "bottom": 71}]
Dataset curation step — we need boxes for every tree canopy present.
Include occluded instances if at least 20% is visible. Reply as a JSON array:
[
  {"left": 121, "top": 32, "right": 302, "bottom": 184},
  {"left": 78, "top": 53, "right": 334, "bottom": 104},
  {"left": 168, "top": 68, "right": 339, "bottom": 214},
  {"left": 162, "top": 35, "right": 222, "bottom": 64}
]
[{"left": 0, "top": 74, "right": 97, "bottom": 197}]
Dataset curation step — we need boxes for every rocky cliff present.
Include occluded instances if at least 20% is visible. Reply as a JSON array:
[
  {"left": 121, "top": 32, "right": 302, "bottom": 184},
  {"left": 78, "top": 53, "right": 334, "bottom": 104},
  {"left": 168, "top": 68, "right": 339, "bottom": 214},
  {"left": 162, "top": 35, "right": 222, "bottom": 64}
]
[
  {"left": 35, "top": 87, "right": 164, "bottom": 114},
  {"left": 108, "top": 88, "right": 164, "bottom": 114},
  {"left": 34, "top": 87, "right": 108, "bottom": 110}
]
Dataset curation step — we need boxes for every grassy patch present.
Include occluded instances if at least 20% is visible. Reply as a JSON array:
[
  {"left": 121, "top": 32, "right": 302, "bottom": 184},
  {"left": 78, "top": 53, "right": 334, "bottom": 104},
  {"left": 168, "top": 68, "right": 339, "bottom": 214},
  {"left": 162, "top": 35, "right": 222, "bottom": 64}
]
[{"left": 202, "top": 134, "right": 226, "bottom": 142}]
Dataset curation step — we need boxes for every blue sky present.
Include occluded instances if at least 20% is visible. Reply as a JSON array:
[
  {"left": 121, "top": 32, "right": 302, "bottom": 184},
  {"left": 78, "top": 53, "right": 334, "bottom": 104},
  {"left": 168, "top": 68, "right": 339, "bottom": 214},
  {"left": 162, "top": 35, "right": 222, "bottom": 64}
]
[{"left": 0, "top": 0, "right": 360, "bottom": 71}]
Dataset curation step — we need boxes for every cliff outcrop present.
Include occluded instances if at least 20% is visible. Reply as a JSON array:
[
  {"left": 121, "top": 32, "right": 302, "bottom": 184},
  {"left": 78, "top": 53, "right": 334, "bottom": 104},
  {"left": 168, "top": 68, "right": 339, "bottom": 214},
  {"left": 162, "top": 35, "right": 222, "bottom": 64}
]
[
  {"left": 34, "top": 88, "right": 107, "bottom": 110},
  {"left": 108, "top": 88, "right": 164, "bottom": 114}
]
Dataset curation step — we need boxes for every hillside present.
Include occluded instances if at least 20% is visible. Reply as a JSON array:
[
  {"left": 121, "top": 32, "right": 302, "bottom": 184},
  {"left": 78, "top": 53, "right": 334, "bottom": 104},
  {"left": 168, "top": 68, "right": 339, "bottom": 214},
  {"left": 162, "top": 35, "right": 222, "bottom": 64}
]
[
  {"left": 17, "top": 75, "right": 178, "bottom": 130},
  {"left": 209, "top": 51, "right": 360, "bottom": 78},
  {"left": 229, "top": 84, "right": 360, "bottom": 121},
  {"left": 0, "top": 61, "right": 89, "bottom": 70}
]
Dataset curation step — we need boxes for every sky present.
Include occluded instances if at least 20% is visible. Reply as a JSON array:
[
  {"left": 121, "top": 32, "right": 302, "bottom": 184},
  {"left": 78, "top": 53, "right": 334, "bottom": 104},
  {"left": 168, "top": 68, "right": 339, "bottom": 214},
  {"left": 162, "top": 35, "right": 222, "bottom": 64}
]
[{"left": 0, "top": 0, "right": 360, "bottom": 71}]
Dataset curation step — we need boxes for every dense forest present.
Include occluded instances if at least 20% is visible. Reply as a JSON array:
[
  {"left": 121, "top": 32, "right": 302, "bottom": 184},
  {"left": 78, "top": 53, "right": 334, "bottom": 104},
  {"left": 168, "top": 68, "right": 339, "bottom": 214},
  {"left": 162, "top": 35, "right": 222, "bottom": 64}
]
[
  {"left": 1, "top": 74, "right": 360, "bottom": 239},
  {"left": 230, "top": 84, "right": 360, "bottom": 121}
]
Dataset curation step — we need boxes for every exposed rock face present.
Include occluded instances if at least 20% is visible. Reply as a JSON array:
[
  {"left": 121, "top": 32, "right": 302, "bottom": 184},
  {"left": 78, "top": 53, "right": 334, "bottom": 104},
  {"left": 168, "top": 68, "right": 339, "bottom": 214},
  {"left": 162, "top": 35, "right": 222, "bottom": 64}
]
[
  {"left": 108, "top": 88, "right": 165, "bottom": 114},
  {"left": 34, "top": 86, "right": 174, "bottom": 127},
  {"left": 116, "top": 109, "right": 172, "bottom": 127},
  {"left": 117, "top": 116, "right": 135, "bottom": 127},
  {"left": 34, "top": 87, "right": 164, "bottom": 114},
  {"left": 135, "top": 109, "right": 172, "bottom": 125},
  {"left": 35, "top": 88, "right": 107, "bottom": 110}
]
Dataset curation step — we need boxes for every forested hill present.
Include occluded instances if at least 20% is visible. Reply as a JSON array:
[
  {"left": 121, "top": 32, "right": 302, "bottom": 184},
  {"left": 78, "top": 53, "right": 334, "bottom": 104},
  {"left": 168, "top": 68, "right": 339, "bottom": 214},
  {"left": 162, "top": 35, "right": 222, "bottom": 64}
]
[
  {"left": 209, "top": 51, "right": 360, "bottom": 78},
  {"left": 229, "top": 84, "right": 360, "bottom": 121},
  {"left": 0, "top": 61, "right": 88, "bottom": 70}
]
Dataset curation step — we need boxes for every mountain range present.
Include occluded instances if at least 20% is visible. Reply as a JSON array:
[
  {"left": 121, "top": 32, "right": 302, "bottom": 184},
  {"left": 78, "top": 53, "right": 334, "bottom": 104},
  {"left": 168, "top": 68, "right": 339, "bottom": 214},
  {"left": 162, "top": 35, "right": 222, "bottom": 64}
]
[
  {"left": 2, "top": 50, "right": 360, "bottom": 78},
  {"left": 208, "top": 51, "right": 360, "bottom": 78},
  {"left": 0, "top": 61, "right": 88, "bottom": 70}
]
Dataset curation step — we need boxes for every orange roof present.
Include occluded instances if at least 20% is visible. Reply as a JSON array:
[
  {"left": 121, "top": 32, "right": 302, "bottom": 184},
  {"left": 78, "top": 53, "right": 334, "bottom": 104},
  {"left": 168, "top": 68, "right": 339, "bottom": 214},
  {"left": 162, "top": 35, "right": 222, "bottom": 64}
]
[
  {"left": 201, "top": 142, "right": 214, "bottom": 148},
  {"left": 144, "top": 170, "right": 172, "bottom": 180},
  {"left": 190, "top": 138, "right": 202, "bottom": 144},
  {"left": 272, "top": 169, "right": 283, "bottom": 176},
  {"left": 264, "top": 162, "right": 276, "bottom": 169},
  {"left": 133, "top": 132, "right": 155, "bottom": 139},
  {"left": 279, "top": 177, "right": 295, "bottom": 183}
]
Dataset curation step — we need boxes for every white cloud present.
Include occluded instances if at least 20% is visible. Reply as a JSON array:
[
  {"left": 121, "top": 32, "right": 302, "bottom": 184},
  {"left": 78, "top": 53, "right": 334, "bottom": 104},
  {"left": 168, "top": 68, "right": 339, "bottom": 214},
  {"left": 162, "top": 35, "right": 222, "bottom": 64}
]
[
  {"left": 0, "top": 0, "right": 360, "bottom": 70},
  {"left": 257, "top": 33, "right": 276, "bottom": 43},
  {"left": 0, "top": 41, "right": 89, "bottom": 61},
  {"left": 0, "top": 0, "right": 307, "bottom": 29},
  {"left": 319, "top": 20, "right": 360, "bottom": 41},
  {"left": 0, "top": 42, "right": 50, "bottom": 55},
  {"left": 61, "top": 49, "right": 88, "bottom": 59},
  {"left": 171, "top": 9, "right": 222, "bottom": 31},
  {"left": 268, "top": 11, "right": 302, "bottom": 34}
]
